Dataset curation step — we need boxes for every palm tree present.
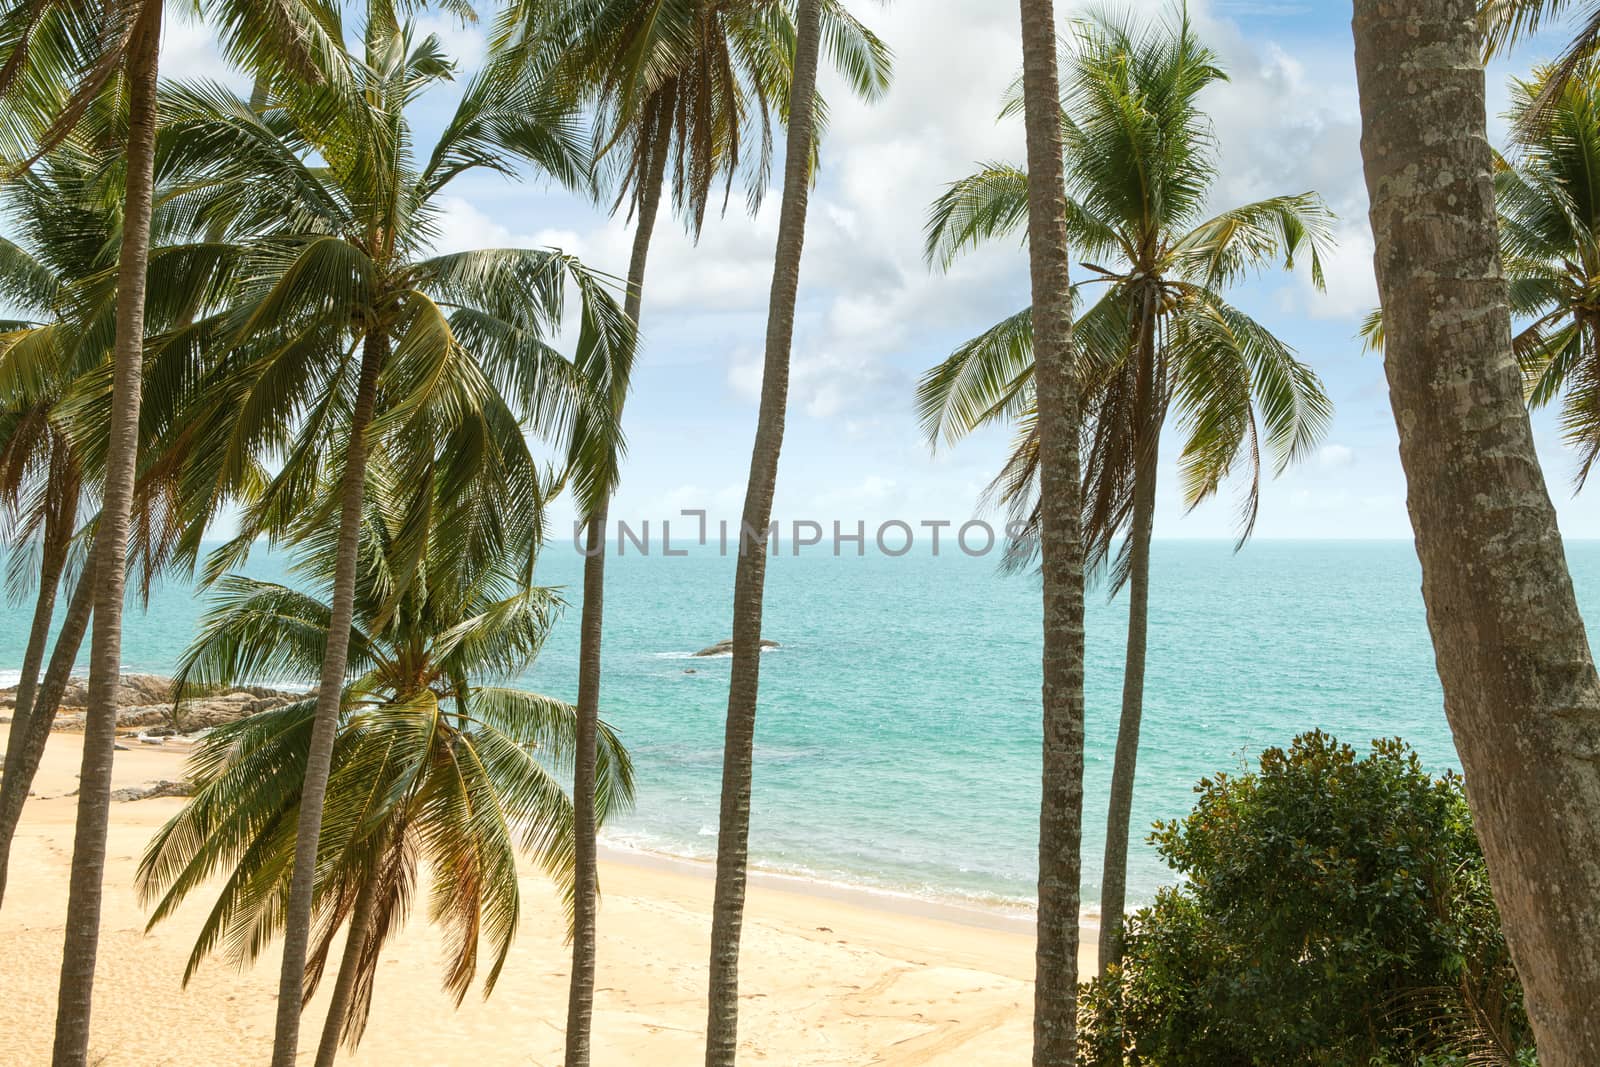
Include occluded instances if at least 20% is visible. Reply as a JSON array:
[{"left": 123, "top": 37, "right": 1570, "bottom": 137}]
[
  {"left": 1495, "top": 67, "right": 1600, "bottom": 486},
  {"left": 136, "top": 456, "right": 634, "bottom": 1067},
  {"left": 0, "top": 145, "right": 99, "bottom": 895},
  {"left": 0, "top": 0, "right": 344, "bottom": 1058},
  {"left": 0, "top": 101, "right": 248, "bottom": 903},
  {"left": 686, "top": 0, "right": 879, "bottom": 1058},
  {"left": 1352, "top": 1, "right": 1600, "bottom": 1063},
  {"left": 1481, "top": 0, "right": 1600, "bottom": 116},
  {"left": 920, "top": 8, "right": 1332, "bottom": 973},
  {"left": 493, "top": 4, "right": 889, "bottom": 1061},
  {"left": 1012, "top": 0, "right": 1084, "bottom": 1060},
  {"left": 145, "top": 27, "right": 634, "bottom": 1062}
]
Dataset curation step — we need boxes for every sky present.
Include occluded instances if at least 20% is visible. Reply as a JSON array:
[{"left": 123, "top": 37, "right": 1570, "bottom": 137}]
[{"left": 147, "top": 1, "right": 1600, "bottom": 541}]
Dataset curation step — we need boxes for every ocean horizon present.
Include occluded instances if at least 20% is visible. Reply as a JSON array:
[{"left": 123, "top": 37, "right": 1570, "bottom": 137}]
[{"left": 7, "top": 537, "right": 1597, "bottom": 915}]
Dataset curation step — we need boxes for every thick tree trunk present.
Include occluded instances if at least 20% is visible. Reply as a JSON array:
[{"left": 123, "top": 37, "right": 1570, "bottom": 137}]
[
  {"left": 50, "top": 3, "right": 162, "bottom": 1062},
  {"left": 0, "top": 556, "right": 94, "bottom": 907},
  {"left": 1017, "top": 0, "right": 1086, "bottom": 1063},
  {"left": 270, "top": 330, "right": 386, "bottom": 1067},
  {"left": 1352, "top": 3, "right": 1600, "bottom": 1063},
  {"left": 0, "top": 492, "right": 73, "bottom": 833},
  {"left": 1098, "top": 294, "right": 1160, "bottom": 976},
  {"left": 564, "top": 134, "right": 667, "bottom": 1067},
  {"left": 702, "top": 2, "right": 823, "bottom": 1063},
  {"left": 312, "top": 871, "right": 381, "bottom": 1067}
]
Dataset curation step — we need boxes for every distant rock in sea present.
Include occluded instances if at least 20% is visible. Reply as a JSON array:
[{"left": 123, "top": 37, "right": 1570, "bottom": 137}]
[
  {"left": 691, "top": 638, "right": 780, "bottom": 658},
  {"left": 0, "top": 672, "right": 308, "bottom": 734}
]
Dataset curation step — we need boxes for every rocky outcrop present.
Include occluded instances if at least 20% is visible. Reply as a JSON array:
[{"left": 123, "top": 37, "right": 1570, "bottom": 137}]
[
  {"left": 110, "top": 780, "right": 193, "bottom": 802},
  {"left": 0, "top": 672, "right": 307, "bottom": 734},
  {"left": 691, "top": 638, "right": 780, "bottom": 658}
]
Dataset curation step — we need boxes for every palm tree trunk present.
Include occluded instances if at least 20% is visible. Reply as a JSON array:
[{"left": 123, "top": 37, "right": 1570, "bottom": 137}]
[
  {"left": 1353, "top": 3, "right": 1600, "bottom": 1063},
  {"left": 1098, "top": 292, "right": 1159, "bottom": 976},
  {"left": 1017, "top": 0, "right": 1086, "bottom": 1063},
  {"left": 0, "top": 492, "right": 73, "bottom": 824},
  {"left": 565, "top": 133, "right": 667, "bottom": 1067},
  {"left": 0, "top": 555, "right": 94, "bottom": 907},
  {"left": 312, "top": 872, "right": 381, "bottom": 1067},
  {"left": 271, "top": 329, "right": 386, "bottom": 1067},
  {"left": 703, "top": 2, "right": 823, "bottom": 1063},
  {"left": 50, "top": 2, "right": 162, "bottom": 1060}
]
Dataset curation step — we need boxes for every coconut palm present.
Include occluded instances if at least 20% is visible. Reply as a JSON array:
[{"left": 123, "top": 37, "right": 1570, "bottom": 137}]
[
  {"left": 492, "top": 3, "right": 889, "bottom": 1060},
  {"left": 1481, "top": 0, "right": 1600, "bottom": 117},
  {"left": 0, "top": 0, "right": 345, "bottom": 1058},
  {"left": 0, "top": 100, "right": 245, "bottom": 905},
  {"left": 137, "top": 456, "right": 634, "bottom": 1067},
  {"left": 1359, "top": 65, "right": 1600, "bottom": 489},
  {"left": 144, "top": 23, "right": 634, "bottom": 1062},
  {"left": 0, "top": 148, "right": 96, "bottom": 851},
  {"left": 1494, "top": 67, "right": 1600, "bottom": 485},
  {"left": 0, "top": 142, "right": 102, "bottom": 908},
  {"left": 1354, "top": 2, "right": 1600, "bottom": 1061},
  {"left": 1012, "top": 0, "right": 1084, "bottom": 1059},
  {"left": 920, "top": 8, "right": 1332, "bottom": 976},
  {"left": 678, "top": 0, "right": 869, "bottom": 1057}
]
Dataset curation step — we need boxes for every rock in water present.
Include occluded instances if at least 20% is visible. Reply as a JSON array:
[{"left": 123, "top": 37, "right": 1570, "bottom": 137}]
[{"left": 691, "top": 638, "right": 780, "bottom": 658}]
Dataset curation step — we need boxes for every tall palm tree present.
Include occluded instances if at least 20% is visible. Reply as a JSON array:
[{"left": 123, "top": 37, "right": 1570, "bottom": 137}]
[
  {"left": 0, "top": 0, "right": 343, "bottom": 1059},
  {"left": 494, "top": 4, "right": 889, "bottom": 1061},
  {"left": 920, "top": 8, "right": 1332, "bottom": 973},
  {"left": 0, "top": 145, "right": 100, "bottom": 888},
  {"left": 3, "top": 9, "right": 166, "bottom": 1059},
  {"left": 0, "top": 102, "right": 245, "bottom": 902},
  {"left": 692, "top": 0, "right": 879, "bottom": 1058},
  {"left": 1013, "top": 0, "right": 1084, "bottom": 1061},
  {"left": 147, "top": 27, "right": 634, "bottom": 1062},
  {"left": 1352, "top": 1, "right": 1600, "bottom": 1064},
  {"left": 137, "top": 457, "right": 634, "bottom": 1067}
]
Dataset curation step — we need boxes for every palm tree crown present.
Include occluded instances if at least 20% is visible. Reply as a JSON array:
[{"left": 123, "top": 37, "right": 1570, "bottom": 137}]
[
  {"left": 504, "top": 0, "right": 891, "bottom": 242},
  {"left": 138, "top": 461, "right": 634, "bottom": 1055},
  {"left": 1497, "top": 66, "right": 1600, "bottom": 485},
  {"left": 152, "top": 16, "right": 633, "bottom": 589},
  {"left": 920, "top": 7, "right": 1332, "bottom": 574}
]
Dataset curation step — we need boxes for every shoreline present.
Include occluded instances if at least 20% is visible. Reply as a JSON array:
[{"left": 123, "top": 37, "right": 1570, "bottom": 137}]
[
  {"left": 598, "top": 840, "right": 1091, "bottom": 937},
  {"left": 1, "top": 730, "right": 1095, "bottom": 1064},
  {"left": 2, "top": 667, "right": 1097, "bottom": 935}
]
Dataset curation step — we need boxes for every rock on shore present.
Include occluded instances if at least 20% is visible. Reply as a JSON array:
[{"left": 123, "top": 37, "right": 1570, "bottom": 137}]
[{"left": 0, "top": 672, "right": 308, "bottom": 733}]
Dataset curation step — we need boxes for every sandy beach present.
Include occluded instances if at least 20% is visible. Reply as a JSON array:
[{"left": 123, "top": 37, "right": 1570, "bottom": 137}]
[{"left": 1, "top": 732, "right": 1095, "bottom": 1065}]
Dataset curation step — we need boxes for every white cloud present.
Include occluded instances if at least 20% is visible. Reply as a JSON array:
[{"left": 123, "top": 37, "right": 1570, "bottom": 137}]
[
  {"left": 161, "top": 11, "right": 241, "bottom": 85},
  {"left": 1317, "top": 443, "right": 1355, "bottom": 470}
]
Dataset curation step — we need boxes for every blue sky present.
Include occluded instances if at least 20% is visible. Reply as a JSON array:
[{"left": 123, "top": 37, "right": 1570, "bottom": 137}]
[{"left": 149, "top": 1, "right": 1596, "bottom": 541}]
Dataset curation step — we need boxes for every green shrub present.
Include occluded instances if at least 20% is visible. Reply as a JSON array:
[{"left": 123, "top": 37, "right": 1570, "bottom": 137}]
[{"left": 1078, "top": 731, "right": 1533, "bottom": 1066}]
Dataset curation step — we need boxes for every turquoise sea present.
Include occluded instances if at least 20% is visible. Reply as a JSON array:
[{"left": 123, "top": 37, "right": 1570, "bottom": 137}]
[{"left": 6, "top": 539, "right": 1597, "bottom": 913}]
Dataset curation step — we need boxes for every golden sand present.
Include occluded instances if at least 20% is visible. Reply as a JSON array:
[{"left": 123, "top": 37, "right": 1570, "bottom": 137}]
[{"left": 1, "top": 732, "right": 1095, "bottom": 1065}]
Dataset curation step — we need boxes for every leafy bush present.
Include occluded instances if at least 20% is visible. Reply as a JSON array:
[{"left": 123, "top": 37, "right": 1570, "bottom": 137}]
[{"left": 1078, "top": 731, "right": 1534, "bottom": 1066}]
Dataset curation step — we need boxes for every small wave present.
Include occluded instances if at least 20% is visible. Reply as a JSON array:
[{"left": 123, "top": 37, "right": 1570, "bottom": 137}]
[{"left": 697, "top": 824, "right": 718, "bottom": 837}]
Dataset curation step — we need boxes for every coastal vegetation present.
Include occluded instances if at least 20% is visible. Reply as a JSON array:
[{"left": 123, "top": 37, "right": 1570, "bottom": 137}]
[
  {"left": 0, "top": 0, "right": 1597, "bottom": 1064},
  {"left": 138, "top": 463, "right": 634, "bottom": 1067},
  {"left": 920, "top": 7, "right": 1333, "bottom": 974},
  {"left": 1078, "top": 733, "right": 1535, "bottom": 1067},
  {"left": 492, "top": 4, "right": 892, "bottom": 1061}
]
